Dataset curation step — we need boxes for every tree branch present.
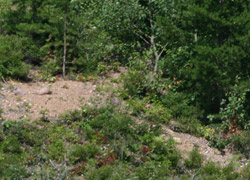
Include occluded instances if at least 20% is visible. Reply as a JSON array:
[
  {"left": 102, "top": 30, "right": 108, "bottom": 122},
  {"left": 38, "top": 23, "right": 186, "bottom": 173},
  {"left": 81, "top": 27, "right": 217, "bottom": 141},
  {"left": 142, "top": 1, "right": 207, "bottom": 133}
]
[{"left": 158, "top": 42, "right": 168, "bottom": 58}]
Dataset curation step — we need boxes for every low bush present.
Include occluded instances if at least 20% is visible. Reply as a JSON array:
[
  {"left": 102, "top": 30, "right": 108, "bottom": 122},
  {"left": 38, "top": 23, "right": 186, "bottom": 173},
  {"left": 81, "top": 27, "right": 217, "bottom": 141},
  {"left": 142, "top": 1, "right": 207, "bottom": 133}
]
[
  {"left": 184, "top": 146, "right": 203, "bottom": 169},
  {"left": 124, "top": 70, "right": 147, "bottom": 98},
  {"left": 145, "top": 105, "right": 171, "bottom": 124},
  {"left": 88, "top": 106, "right": 135, "bottom": 139},
  {"left": 72, "top": 143, "right": 100, "bottom": 162},
  {"left": 133, "top": 160, "right": 171, "bottom": 180},
  {"left": 40, "top": 56, "right": 60, "bottom": 81},
  {"left": 86, "top": 165, "right": 119, "bottom": 180},
  {"left": 192, "top": 162, "right": 239, "bottom": 180},
  {"left": 231, "top": 131, "right": 250, "bottom": 158},
  {"left": 1, "top": 136, "right": 22, "bottom": 154}
]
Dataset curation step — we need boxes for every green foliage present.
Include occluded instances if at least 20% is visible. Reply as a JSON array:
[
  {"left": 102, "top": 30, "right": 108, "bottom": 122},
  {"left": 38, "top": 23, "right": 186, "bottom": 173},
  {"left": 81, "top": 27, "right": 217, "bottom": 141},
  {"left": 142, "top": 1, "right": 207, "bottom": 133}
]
[
  {"left": 184, "top": 146, "right": 203, "bottom": 169},
  {"left": 231, "top": 131, "right": 250, "bottom": 158},
  {"left": 150, "top": 137, "right": 180, "bottom": 167},
  {"left": 218, "top": 80, "right": 250, "bottom": 130},
  {"left": 2, "top": 120, "right": 45, "bottom": 146},
  {"left": 88, "top": 106, "right": 134, "bottom": 138},
  {"left": 124, "top": 69, "right": 147, "bottom": 98},
  {"left": 111, "top": 62, "right": 121, "bottom": 72},
  {"left": 0, "top": 103, "right": 249, "bottom": 179},
  {"left": 0, "top": 35, "right": 30, "bottom": 80},
  {"left": 40, "top": 57, "right": 60, "bottom": 81},
  {"left": 72, "top": 143, "right": 100, "bottom": 162},
  {"left": 97, "top": 62, "right": 109, "bottom": 75},
  {"left": 47, "top": 138, "right": 65, "bottom": 161},
  {"left": 159, "top": 92, "right": 202, "bottom": 135},
  {"left": 1, "top": 136, "right": 22, "bottom": 154},
  {"left": 0, "top": 157, "right": 28, "bottom": 180},
  {"left": 240, "top": 162, "right": 250, "bottom": 180},
  {"left": 86, "top": 165, "right": 119, "bottom": 180},
  {"left": 133, "top": 161, "right": 171, "bottom": 180},
  {"left": 191, "top": 162, "right": 240, "bottom": 180},
  {"left": 0, "top": 0, "right": 249, "bottom": 178},
  {"left": 145, "top": 104, "right": 171, "bottom": 124}
]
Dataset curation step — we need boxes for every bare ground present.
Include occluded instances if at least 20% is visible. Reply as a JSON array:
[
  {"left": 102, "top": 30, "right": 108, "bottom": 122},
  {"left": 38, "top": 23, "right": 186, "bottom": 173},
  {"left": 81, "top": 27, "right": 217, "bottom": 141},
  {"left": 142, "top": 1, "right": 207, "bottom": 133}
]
[
  {"left": 0, "top": 69, "right": 123, "bottom": 121},
  {"left": 0, "top": 68, "right": 247, "bottom": 168}
]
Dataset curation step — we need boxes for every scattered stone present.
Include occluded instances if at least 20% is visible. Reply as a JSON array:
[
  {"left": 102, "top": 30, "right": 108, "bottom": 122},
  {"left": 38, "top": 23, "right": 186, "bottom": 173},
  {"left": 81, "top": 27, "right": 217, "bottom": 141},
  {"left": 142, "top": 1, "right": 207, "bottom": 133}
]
[
  {"left": 14, "top": 88, "right": 25, "bottom": 96},
  {"left": 38, "top": 87, "right": 52, "bottom": 95}
]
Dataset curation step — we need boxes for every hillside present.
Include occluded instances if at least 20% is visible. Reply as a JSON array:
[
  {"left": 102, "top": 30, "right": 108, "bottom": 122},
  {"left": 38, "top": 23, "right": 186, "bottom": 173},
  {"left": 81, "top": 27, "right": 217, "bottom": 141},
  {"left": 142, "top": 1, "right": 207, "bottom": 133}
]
[
  {"left": 0, "top": 69, "right": 249, "bottom": 179},
  {"left": 0, "top": 0, "right": 249, "bottom": 179}
]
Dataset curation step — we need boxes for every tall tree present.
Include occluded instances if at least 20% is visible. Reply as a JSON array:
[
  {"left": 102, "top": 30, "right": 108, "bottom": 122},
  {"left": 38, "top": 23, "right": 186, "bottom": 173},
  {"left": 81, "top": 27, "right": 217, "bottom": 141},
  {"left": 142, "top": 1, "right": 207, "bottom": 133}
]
[
  {"left": 169, "top": 0, "right": 250, "bottom": 116},
  {"left": 100, "top": 0, "right": 174, "bottom": 73}
]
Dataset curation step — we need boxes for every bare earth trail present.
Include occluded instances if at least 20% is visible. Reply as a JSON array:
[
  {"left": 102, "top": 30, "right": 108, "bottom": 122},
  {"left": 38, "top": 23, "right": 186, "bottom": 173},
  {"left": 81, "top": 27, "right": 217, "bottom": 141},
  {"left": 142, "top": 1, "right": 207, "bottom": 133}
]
[
  {"left": 1, "top": 80, "right": 98, "bottom": 121},
  {"left": 0, "top": 69, "right": 122, "bottom": 122},
  {"left": 162, "top": 126, "right": 242, "bottom": 167},
  {"left": 0, "top": 69, "right": 246, "bottom": 168}
]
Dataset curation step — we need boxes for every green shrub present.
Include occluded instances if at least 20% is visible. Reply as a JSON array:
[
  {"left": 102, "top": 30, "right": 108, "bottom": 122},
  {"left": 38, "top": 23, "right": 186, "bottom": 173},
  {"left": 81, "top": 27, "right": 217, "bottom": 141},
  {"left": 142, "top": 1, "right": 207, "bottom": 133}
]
[
  {"left": 86, "top": 165, "right": 115, "bottom": 180},
  {"left": 213, "top": 78, "right": 250, "bottom": 130},
  {"left": 150, "top": 137, "right": 180, "bottom": 167},
  {"left": 111, "top": 62, "right": 121, "bottom": 72},
  {"left": 47, "top": 138, "right": 65, "bottom": 161},
  {"left": 0, "top": 35, "right": 30, "bottom": 80},
  {"left": 0, "top": 155, "right": 28, "bottom": 180},
  {"left": 231, "top": 131, "right": 250, "bottom": 158},
  {"left": 159, "top": 92, "right": 203, "bottom": 135},
  {"left": 97, "top": 62, "right": 109, "bottom": 75},
  {"left": 60, "top": 110, "right": 83, "bottom": 124},
  {"left": 192, "top": 162, "right": 240, "bottom": 180},
  {"left": 145, "top": 105, "right": 171, "bottom": 124},
  {"left": 197, "top": 162, "right": 221, "bottom": 179},
  {"left": 240, "top": 162, "right": 250, "bottom": 180},
  {"left": 89, "top": 107, "right": 135, "bottom": 138},
  {"left": 40, "top": 56, "right": 60, "bottom": 81},
  {"left": 126, "top": 98, "right": 146, "bottom": 116},
  {"left": 133, "top": 161, "right": 171, "bottom": 180},
  {"left": 1, "top": 136, "right": 22, "bottom": 154},
  {"left": 1, "top": 121, "right": 45, "bottom": 146},
  {"left": 124, "top": 70, "right": 146, "bottom": 97},
  {"left": 184, "top": 146, "right": 203, "bottom": 169},
  {"left": 72, "top": 143, "right": 100, "bottom": 162},
  {"left": 160, "top": 92, "right": 200, "bottom": 119}
]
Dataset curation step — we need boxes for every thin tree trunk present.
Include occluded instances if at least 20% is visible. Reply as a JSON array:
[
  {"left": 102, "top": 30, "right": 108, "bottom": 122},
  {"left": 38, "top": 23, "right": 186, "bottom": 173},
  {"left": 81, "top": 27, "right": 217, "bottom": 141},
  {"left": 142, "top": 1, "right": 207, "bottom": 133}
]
[
  {"left": 63, "top": 16, "right": 67, "bottom": 79},
  {"left": 148, "top": 7, "right": 160, "bottom": 73},
  {"left": 151, "top": 35, "right": 160, "bottom": 73}
]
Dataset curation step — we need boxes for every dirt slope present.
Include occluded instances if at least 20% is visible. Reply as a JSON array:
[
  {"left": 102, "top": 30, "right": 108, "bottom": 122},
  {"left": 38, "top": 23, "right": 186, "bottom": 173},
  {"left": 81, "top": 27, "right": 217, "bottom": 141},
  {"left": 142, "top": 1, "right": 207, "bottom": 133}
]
[
  {"left": 0, "top": 69, "right": 247, "bottom": 168},
  {"left": 0, "top": 70, "right": 123, "bottom": 121}
]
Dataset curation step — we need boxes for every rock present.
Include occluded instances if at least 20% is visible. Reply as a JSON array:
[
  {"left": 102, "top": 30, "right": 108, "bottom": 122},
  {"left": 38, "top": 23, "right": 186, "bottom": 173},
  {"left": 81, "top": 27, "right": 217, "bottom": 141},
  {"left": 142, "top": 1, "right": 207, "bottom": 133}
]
[
  {"left": 110, "top": 97, "right": 120, "bottom": 106},
  {"left": 38, "top": 87, "right": 52, "bottom": 95},
  {"left": 173, "top": 137, "right": 182, "bottom": 143},
  {"left": 14, "top": 88, "right": 25, "bottom": 95}
]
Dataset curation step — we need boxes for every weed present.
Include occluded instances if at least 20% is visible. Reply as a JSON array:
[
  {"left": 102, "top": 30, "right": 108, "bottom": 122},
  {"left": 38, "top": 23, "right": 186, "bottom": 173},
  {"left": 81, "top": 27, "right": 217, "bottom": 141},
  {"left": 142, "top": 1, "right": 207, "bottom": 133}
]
[
  {"left": 16, "top": 97, "right": 22, "bottom": 101},
  {"left": 40, "top": 109, "right": 49, "bottom": 122},
  {"left": 8, "top": 84, "right": 15, "bottom": 90},
  {"left": 111, "top": 62, "right": 121, "bottom": 72}
]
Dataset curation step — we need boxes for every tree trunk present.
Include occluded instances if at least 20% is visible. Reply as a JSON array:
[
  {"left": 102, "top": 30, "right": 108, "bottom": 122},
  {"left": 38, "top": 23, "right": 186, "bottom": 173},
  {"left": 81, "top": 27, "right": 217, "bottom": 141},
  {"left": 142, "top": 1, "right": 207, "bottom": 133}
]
[{"left": 63, "top": 16, "right": 67, "bottom": 79}]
